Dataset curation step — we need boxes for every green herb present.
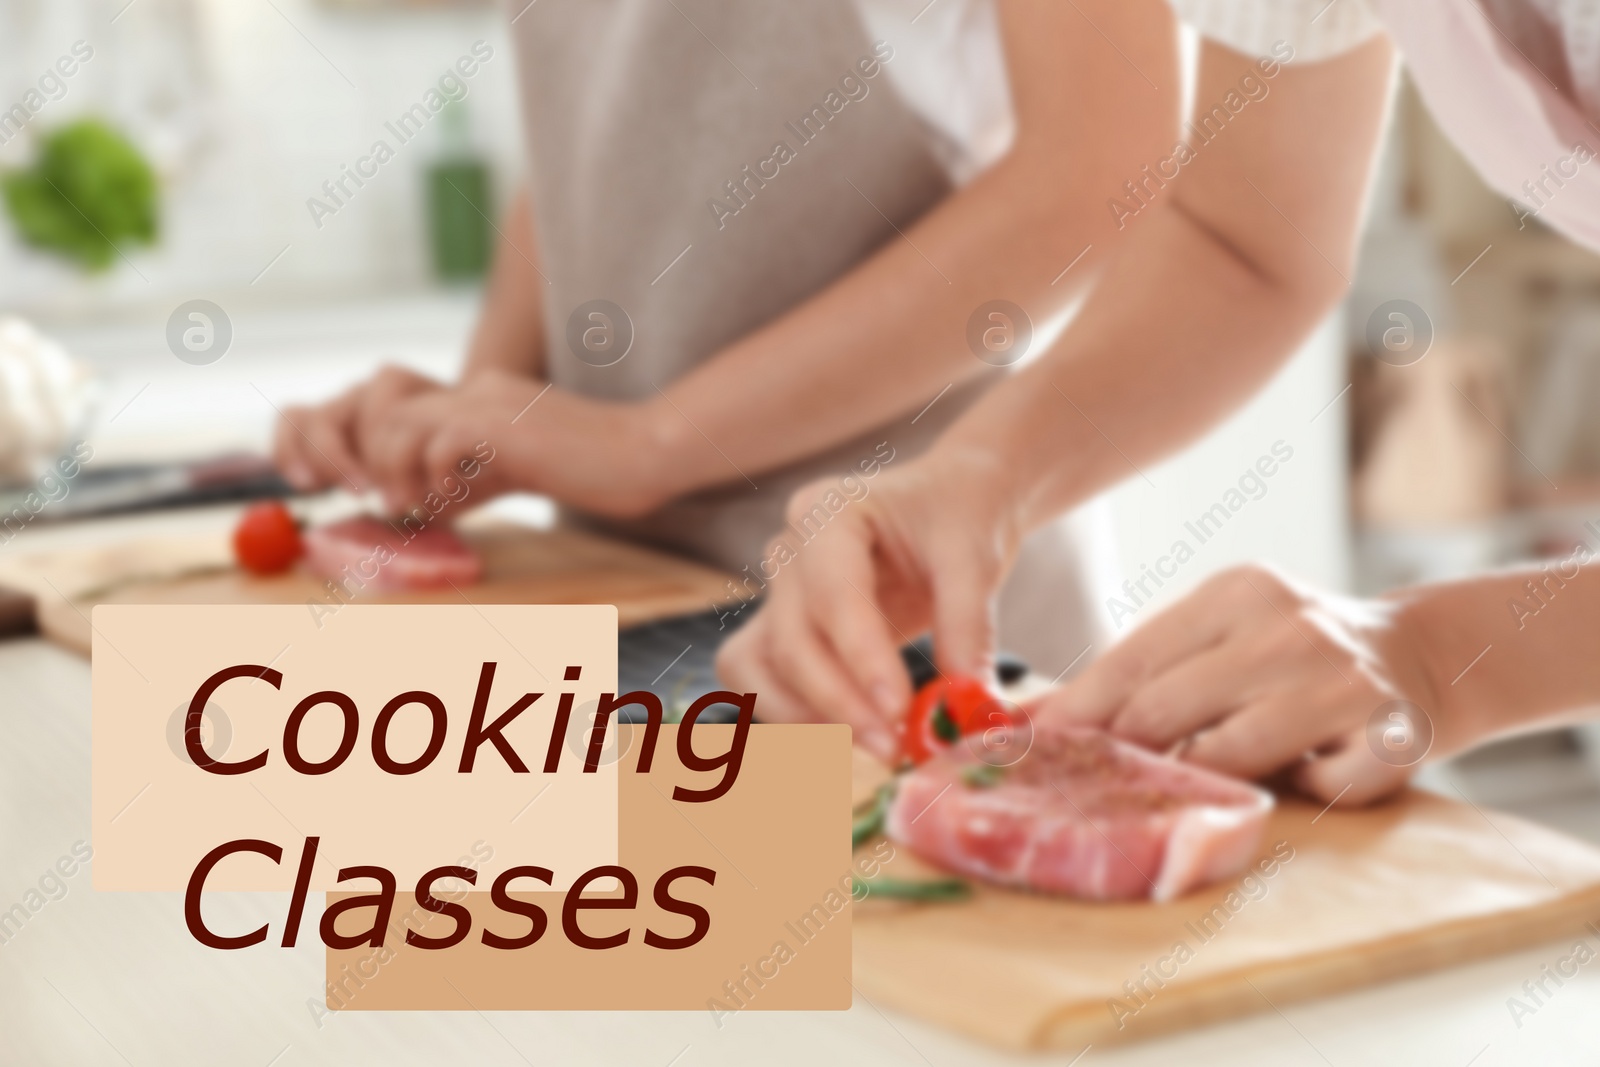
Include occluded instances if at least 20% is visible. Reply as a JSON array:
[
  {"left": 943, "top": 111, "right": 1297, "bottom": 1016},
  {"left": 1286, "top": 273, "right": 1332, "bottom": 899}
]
[
  {"left": 960, "top": 763, "right": 1006, "bottom": 789},
  {"left": 930, "top": 700, "right": 959, "bottom": 743},
  {"left": 851, "top": 783, "right": 894, "bottom": 850},
  {"left": 2, "top": 118, "right": 158, "bottom": 272},
  {"left": 852, "top": 875, "right": 972, "bottom": 902},
  {"left": 849, "top": 779, "right": 971, "bottom": 902},
  {"left": 662, "top": 675, "right": 695, "bottom": 724}
]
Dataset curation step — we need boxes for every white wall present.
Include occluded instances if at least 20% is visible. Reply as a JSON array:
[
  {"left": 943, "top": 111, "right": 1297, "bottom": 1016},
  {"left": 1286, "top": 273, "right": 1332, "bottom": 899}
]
[{"left": 1104, "top": 314, "right": 1352, "bottom": 632}]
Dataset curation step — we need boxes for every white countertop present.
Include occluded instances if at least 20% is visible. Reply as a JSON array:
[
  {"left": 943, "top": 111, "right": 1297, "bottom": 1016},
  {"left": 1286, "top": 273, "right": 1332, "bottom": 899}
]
[{"left": 2, "top": 634, "right": 1599, "bottom": 1066}]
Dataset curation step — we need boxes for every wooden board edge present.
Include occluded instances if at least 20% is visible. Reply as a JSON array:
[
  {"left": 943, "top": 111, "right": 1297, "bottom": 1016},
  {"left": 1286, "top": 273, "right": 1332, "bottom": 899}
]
[
  {"left": 1026, "top": 882, "right": 1600, "bottom": 1051},
  {"left": 36, "top": 595, "right": 89, "bottom": 656},
  {"left": 0, "top": 584, "right": 38, "bottom": 638},
  {"left": 48, "top": 594, "right": 723, "bottom": 662}
]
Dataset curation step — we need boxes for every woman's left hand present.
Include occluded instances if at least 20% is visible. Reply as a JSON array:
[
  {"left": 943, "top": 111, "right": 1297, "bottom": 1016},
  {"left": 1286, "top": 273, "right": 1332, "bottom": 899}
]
[
  {"left": 353, "top": 368, "right": 671, "bottom": 519},
  {"left": 1041, "top": 564, "right": 1447, "bottom": 807}
]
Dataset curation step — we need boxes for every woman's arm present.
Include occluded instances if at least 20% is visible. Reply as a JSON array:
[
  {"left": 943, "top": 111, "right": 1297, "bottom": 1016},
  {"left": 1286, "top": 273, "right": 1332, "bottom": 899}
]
[
  {"left": 1394, "top": 562, "right": 1600, "bottom": 756},
  {"left": 286, "top": 0, "right": 1177, "bottom": 508},
  {"left": 716, "top": 35, "right": 1398, "bottom": 757},
  {"left": 634, "top": 0, "right": 1180, "bottom": 498},
  {"left": 330, "top": 0, "right": 1181, "bottom": 514},
  {"left": 459, "top": 187, "right": 546, "bottom": 379},
  {"left": 932, "top": 34, "right": 1396, "bottom": 546}
]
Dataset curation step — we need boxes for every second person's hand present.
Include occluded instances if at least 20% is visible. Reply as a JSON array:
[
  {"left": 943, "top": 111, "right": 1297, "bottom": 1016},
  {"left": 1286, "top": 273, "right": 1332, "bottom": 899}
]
[{"left": 1039, "top": 564, "right": 1445, "bottom": 806}]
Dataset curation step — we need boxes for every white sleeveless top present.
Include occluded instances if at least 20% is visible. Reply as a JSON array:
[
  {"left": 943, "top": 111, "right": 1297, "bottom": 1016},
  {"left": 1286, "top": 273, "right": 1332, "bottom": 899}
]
[{"left": 852, "top": 0, "right": 1014, "bottom": 184}]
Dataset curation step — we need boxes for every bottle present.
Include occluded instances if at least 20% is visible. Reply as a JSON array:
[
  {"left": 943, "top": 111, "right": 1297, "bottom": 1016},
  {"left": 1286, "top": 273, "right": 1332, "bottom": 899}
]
[{"left": 425, "top": 100, "right": 493, "bottom": 283}]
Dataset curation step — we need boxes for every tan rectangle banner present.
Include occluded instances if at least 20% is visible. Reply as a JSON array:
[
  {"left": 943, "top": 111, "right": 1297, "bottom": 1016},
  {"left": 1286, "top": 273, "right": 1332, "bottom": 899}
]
[
  {"left": 92, "top": 604, "right": 620, "bottom": 891},
  {"left": 323, "top": 724, "right": 854, "bottom": 1012}
]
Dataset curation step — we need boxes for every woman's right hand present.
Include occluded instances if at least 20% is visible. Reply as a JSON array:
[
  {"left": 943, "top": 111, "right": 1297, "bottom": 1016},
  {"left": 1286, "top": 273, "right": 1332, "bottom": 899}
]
[{"left": 715, "top": 448, "right": 1025, "bottom": 762}]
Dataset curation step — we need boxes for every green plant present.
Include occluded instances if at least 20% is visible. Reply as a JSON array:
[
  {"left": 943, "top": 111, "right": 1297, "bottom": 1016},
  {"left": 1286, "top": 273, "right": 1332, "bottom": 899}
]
[{"left": 2, "top": 118, "right": 158, "bottom": 272}]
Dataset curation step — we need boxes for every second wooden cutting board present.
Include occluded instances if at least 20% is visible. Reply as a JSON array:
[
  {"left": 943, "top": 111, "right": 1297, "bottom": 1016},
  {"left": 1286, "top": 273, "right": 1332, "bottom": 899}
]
[{"left": 0, "top": 520, "right": 737, "bottom": 655}]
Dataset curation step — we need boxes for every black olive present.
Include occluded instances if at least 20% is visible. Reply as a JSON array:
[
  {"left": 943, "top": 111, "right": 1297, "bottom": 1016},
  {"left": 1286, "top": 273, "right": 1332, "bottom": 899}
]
[
  {"left": 902, "top": 639, "right": 1029, "bottom": 688},
  {"left": 995, "top": 653, "right": 1029, "bottom": 686},
  {"left": 899, "top": 636, "right": 939, "bottom": 690}
]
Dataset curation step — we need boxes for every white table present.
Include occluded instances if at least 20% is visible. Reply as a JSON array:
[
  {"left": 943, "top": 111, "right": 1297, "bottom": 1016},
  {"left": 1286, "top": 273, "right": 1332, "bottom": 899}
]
[{"left": 4, "top": 636, "right": 1600, "bottom": 1067}]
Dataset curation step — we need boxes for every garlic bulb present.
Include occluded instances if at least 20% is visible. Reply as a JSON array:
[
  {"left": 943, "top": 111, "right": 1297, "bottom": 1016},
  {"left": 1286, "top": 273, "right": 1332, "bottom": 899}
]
[{"left": 0, "top": 317, "right": 95, "bottom": 486}]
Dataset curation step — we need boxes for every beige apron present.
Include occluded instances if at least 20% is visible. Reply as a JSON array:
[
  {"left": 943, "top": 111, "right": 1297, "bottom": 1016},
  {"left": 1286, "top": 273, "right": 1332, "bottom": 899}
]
[{"left": 508, "top": 0, "right": 1112, "bottom": 675}]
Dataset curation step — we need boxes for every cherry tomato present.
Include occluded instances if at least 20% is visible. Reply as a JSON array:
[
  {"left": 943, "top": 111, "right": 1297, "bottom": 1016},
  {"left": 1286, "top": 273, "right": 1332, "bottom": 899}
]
[
  {"left": 233, "top": 501, "right": 304, "bottom": 576},
  {"left": 900, "top": 674, "right": 1007, "bottom": 765}
]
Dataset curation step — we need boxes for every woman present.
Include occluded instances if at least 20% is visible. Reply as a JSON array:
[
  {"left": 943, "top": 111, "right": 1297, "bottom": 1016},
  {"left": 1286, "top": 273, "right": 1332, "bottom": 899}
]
[
  {"left": 718, "top": 0, "right": 1600, "bottom": 789},
  {"left": 273, "top": 0, "right": 1178, "bottom": 683}
]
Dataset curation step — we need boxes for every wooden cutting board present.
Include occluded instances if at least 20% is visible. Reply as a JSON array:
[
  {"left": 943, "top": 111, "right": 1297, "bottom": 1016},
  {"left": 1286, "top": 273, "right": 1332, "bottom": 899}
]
[
  {"left": 850, "top": 753, "right": 1600, "bottom": 1051},
  {"left": 0, "top": 521, "right": 737, "bottom": 655}
]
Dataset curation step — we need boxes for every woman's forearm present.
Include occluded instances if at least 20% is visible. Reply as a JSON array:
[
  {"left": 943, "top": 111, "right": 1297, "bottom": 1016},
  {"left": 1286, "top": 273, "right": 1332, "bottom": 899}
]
[
  {"left": 924, "top": 36, "right": 1399, "bottom": 551},
  {"left": 927, "top": 201, "right": 1335, "bottom": 542},
  {"left": 461, "top": 188, "right": 547, "bottom": 380},
  {"left": 1394, "top": 562, "right": 1600, "bottom": 752},
  {"left": 638, "top": 0, "right": 1180, "bottom": 496}
]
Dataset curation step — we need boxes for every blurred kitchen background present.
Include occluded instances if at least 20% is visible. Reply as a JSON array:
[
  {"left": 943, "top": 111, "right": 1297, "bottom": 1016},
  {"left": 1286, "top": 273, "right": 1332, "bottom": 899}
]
[
  {"left": 0, "top": 0, "right": 520, "bottom": 470},
  {"left": 1, "top": 3, "right": 1596, "bottom": 836}
]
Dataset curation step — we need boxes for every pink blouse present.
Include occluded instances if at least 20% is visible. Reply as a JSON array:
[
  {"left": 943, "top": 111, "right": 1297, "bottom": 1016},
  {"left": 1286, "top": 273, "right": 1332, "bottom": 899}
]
[{"left": 1173, "top": 0, "right": 1600, "bottom": 251}]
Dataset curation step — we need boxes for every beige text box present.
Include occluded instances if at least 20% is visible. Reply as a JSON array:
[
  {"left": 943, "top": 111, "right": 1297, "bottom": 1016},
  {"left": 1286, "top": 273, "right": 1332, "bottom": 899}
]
[
  {"left": 324, "top": 724, "right": 853, "bottom": 1011},
  {"left": 92, "top": 604, "right": 619, "bottom": 891}
]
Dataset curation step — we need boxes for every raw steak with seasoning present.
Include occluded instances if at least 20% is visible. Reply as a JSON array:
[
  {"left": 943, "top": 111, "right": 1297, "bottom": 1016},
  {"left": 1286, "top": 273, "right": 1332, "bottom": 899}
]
[
  {"left": 884, "top": 723, "right": 1273, "bottom": 902},
  {"left": 303, "top": 515, "right": 482, "bottom": 591}
]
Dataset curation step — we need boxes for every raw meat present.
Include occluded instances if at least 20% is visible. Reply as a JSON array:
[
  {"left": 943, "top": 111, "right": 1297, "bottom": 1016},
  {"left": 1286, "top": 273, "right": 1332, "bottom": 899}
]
[
  {"left": 302, "top": 515, "right": 483, "bottom": 591},
  {"left": 884, "top": 723, "right": 1273, "bottom": 902}
]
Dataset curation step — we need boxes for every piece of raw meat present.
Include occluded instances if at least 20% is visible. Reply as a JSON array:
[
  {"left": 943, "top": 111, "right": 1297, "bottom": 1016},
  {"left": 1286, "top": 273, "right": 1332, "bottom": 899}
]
[
  {"left": 884, "top": 723, "right": 1273, "bottom": 902},
  {"left": 302, "top": 515, "right": 483, "bottom": 591}
]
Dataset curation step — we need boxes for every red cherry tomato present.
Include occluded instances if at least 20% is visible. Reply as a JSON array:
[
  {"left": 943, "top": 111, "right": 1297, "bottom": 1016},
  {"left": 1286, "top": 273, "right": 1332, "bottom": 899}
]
[
  {"left": 233, "top": 501, "right": 304, "bottom": 576},
  {"left": 900, "top": 674, "right": 1007, "bottom": 765}
]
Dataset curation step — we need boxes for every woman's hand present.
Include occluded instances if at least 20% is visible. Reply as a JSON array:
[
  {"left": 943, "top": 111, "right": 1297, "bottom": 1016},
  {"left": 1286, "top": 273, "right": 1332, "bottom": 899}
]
[
  {"left": 273, "top": 365, "right": 442, "bottom": 492},
  {"left": 352, "top": 367, "right": 672, "bottom": 519},
  {"left": 1041, "top": 564, "right": 1446, "bottom": 806},
  {"left": 715, "top": 449, "right": 1024, "bottom": 762}
]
